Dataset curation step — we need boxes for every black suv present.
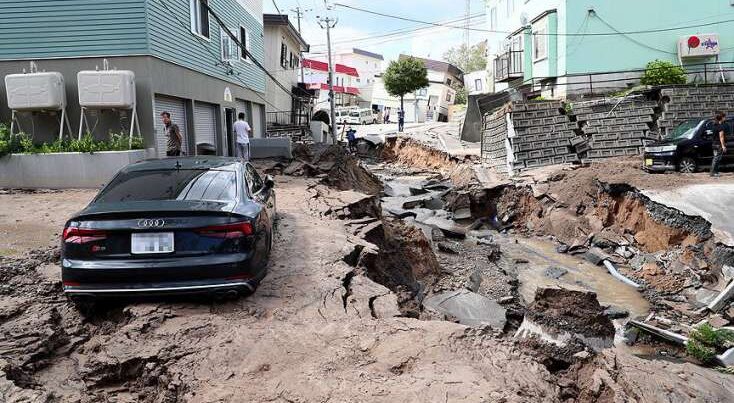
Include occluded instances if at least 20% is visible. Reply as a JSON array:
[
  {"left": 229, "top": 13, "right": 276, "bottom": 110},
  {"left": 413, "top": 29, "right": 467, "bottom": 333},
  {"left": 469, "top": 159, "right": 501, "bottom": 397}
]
[{"left": 643, "top": 117, "right": 734, "bottom": 173}]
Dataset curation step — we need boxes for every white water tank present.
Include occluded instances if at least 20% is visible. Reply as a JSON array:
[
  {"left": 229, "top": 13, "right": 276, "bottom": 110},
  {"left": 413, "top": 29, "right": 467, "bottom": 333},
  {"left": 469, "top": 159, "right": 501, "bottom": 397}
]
[
  {"left": 77, "top": 70, "right": 136, "bottom": 109},
  {"left": 4, "top": 72, "right": 66, "bottom": 110}
]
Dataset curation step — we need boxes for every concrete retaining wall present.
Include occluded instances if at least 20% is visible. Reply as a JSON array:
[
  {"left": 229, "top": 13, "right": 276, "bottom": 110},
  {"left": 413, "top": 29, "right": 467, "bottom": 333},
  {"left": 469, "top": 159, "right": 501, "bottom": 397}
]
[
  {"left": 0, "top": 149, "right": 150, "bottom": 189},
  {"left": 658, "top": 85, "right": 734, "bottom": 136}
]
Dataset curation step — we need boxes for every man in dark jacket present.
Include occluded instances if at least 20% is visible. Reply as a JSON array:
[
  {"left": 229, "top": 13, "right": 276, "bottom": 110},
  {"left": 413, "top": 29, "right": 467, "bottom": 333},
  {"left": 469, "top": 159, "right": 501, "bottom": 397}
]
[{"left": 710, "top": 111, "right": 728, "bottom": 177}]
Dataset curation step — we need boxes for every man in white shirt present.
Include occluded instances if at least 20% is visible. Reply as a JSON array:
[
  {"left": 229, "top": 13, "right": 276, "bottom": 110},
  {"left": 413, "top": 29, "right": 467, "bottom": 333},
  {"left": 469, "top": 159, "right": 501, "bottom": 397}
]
[{"left": 233, "top": 113, "right": 252, "bottom": 161}]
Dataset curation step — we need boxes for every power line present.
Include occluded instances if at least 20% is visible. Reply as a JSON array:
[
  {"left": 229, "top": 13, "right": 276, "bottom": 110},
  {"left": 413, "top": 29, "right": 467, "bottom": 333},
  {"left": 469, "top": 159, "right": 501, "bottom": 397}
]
[
  {"left": 333, "top": 3, "right": 734, "bottom": 37},
  {"left": 593, "top": 13, "right": 676, "bottom": 55},
  {"left": 309, "top": 13, "right": 486, "bottom": 48}
]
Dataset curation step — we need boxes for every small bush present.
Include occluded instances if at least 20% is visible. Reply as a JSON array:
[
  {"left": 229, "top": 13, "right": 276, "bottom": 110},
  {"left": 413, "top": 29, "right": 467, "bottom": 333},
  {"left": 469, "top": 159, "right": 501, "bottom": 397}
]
[
  {"left": 686, "top": 323, "right": 734, "bottom": 364},
  {"left": 640, "top": 60, "right": 687, "bottom": 86},
  {"left": 0, "top": 126, "right": 144, "bottom": 157}
]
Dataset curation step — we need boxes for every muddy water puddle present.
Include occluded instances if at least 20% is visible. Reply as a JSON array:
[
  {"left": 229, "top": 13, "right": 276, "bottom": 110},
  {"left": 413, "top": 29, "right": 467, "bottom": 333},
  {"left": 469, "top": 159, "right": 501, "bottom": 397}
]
[{"left": 498, "top": 236, "right": 650, "bottom": 319}]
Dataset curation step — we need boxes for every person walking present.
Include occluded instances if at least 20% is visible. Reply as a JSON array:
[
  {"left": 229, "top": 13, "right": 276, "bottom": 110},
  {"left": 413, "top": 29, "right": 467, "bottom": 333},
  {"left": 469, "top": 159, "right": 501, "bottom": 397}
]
[
  {"left": 710, "top": 111, "right": 728, "bottom": 177},
  {"left": 161, "top": 111, "right": 182, "bottom": 157},
  {"left": 346, "top": 126, "right": 357, "bottom": 153},
  {"left": 398, "top": 108, "right": 405, "bottom": 132},
  {"left": 234, "top": 112, "right": 252, "bottom": 161}
]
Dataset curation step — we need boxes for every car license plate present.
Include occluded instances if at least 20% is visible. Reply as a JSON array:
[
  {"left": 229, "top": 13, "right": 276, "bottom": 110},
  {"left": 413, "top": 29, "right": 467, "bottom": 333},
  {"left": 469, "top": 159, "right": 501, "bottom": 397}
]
[
  {"left": 644, "top": 158, "right": 653, "bottom": 166},
  {"left": 131, "top": 232, "right": 174, "bottom": 254}
]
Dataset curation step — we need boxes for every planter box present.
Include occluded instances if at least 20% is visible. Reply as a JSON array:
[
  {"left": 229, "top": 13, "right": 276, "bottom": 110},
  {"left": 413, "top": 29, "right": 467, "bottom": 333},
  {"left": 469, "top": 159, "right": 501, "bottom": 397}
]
[{"left": 0, "top": 149, "right": 152, "bottom": 189}]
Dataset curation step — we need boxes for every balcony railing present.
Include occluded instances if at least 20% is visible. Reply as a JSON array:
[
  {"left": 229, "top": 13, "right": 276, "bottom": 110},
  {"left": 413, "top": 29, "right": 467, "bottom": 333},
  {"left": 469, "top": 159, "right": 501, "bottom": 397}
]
[
  {"left": 266, "top": 111, "right": 310, "bottom": 128},
  {"left": 494, "top": 50, "right": 524, "bottom": 82}
]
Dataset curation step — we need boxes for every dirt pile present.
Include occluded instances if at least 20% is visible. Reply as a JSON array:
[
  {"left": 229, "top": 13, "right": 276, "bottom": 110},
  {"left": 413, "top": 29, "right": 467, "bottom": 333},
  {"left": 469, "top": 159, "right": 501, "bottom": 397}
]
[
  {"left": 273, "top": 145, "right": 383, "bottom": 195},
  {"left": 524, "top": 288, "right": 615, "bottom": 341},
  {"left": 381, "top": 137, "right": 477, "bottom": 188},
  {"left": 345, "top": 219, "right": 441, "bottom": 317}
]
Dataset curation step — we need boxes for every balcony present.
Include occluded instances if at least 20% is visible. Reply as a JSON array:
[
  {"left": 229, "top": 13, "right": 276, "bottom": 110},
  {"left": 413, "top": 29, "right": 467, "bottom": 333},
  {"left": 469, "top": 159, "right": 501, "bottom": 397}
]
[{"left": 494, "top": 50, "right": 524, "bottom": 82}]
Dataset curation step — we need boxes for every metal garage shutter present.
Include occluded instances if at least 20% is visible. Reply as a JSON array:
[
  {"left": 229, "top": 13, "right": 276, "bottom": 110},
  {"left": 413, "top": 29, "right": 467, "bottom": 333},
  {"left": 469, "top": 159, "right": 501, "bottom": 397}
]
[
  {"left": 194, "top": 103, "right": 217, "bottom": 154},
  {"left": 154, "top": 95, "right": 189, "bottom": 157}
]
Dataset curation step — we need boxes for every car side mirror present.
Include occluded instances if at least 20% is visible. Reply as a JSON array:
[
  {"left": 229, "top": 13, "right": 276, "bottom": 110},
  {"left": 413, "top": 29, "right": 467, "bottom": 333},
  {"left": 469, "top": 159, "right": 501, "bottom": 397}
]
[{"left": 264, "top": 175, "right": 275, "bottom": 189}]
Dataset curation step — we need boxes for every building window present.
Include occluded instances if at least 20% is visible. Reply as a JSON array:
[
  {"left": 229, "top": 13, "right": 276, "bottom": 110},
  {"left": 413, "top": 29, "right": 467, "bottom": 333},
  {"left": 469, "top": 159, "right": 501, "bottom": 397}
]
[
  {"left": 446, "top": 92, "right": 452, "bottom": 103},
  {"left": 280, "top": 43, "right": 288, "bottom": 68},
  {"left": 475, "top": 79, "right": 483, "bottom": 91},
  {"left": 533, "top": 19, "right": 548, "bottom": 61},
  {"left": 418, "top": 88, "right": 428, "bottom": 96},
  {"left": 239, "top": 26, "right": 251, "bottom": 60},
  {"left": 220, "top": 28, "right": 236, "bottom": 62},
  {"left": 490, "top": 7, "right": 497, "bottom": 30},
  {"left": 190, "top": 0, "right": 210, "bottom": 39},
  {"left": 446, "top": 78, "right": 452, "bottom": 86}
]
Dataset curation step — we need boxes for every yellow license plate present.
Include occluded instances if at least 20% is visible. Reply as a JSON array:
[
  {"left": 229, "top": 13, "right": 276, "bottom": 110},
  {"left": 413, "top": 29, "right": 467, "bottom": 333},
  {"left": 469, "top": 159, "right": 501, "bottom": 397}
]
[{"left": 644, "top": 159, "right": 653, "bottom": 166}]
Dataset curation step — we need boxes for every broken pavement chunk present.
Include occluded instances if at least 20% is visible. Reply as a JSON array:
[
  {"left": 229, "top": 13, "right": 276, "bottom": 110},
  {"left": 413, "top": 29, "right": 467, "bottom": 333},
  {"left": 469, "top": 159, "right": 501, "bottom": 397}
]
[
  {"left": 707, "top": 280, "right": 734, "bottom": 312},
  {"left": 423, "top": 289, "right": 507, "bottom": 329}
]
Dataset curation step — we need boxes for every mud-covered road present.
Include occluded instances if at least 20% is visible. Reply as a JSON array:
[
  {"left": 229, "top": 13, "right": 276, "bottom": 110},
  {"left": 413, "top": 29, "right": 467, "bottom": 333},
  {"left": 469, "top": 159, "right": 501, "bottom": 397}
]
[{"left": 2, "top": 169, "right": 734, "bottom": 402}]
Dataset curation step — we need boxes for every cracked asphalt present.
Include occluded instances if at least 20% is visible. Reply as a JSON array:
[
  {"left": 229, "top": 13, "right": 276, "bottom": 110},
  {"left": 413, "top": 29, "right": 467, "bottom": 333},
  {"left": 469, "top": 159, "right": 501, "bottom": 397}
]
[{"left": 1, "top": 176, "right": 734, "bottom": 402}]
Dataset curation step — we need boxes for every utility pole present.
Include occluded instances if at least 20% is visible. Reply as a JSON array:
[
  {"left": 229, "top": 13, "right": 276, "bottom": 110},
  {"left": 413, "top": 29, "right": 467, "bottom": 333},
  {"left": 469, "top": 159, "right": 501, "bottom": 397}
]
[
  {"left": 291, "top": 6, "right": 311, "bottom": 83},
  {"left": 318, "top": 15, "right": 338, "bottom": 144},
  {"left": 464, "top": 0, "right": 471, "bottom": 49}
]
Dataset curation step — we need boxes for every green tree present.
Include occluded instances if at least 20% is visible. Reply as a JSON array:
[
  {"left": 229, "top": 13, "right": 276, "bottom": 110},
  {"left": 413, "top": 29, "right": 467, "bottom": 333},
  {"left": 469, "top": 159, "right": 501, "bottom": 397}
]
[
  {"left": 443, "top": 42, "right": 487, "bottom": 73},
  {"left": 452, "top": 82, "right": 467, "bottom": 105},
  {"left": 383, "top": 57, "right": 430, "bottom": 112},
  {"left": 640, "top": 60, "right": 687, "bottom": 86}
]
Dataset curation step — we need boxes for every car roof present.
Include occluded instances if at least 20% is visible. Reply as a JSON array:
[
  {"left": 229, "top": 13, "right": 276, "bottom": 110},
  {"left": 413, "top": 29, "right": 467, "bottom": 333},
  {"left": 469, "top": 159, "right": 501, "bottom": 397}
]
[{"left": 123, "top": 157, "right": 243, "bottom": 173}]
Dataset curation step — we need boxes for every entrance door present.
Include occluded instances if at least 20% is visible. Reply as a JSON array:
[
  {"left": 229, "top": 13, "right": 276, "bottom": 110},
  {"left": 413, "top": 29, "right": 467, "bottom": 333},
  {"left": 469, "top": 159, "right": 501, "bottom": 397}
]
[
  {"left": 225, "top": 108, "right": 236, "bottom": 157},
  {"left": 154, "top": 95, "right": 189, "bottom": 157},
  {"left": 251, "top": 103, "right": 264, "bottom": 138}
]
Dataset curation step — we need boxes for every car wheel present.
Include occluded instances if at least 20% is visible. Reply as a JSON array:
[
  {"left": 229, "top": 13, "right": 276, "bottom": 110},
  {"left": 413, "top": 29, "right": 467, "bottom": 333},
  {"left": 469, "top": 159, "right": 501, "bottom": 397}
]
[{"left": 679, "top": 157, "right": 697, "bottom": 173}]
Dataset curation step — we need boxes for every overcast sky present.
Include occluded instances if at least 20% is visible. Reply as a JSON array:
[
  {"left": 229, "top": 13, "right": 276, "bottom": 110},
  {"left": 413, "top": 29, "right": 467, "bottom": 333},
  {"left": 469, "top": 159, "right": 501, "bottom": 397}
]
[{"left": 263, "top": 0, "right": 487, "bottom": 63}]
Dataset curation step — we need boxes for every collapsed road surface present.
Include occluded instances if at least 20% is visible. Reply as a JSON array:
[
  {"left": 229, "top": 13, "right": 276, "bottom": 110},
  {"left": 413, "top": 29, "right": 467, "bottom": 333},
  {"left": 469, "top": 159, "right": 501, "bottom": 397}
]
[{"left": 1, "top": 146, "right": 734, "bottom": 402}]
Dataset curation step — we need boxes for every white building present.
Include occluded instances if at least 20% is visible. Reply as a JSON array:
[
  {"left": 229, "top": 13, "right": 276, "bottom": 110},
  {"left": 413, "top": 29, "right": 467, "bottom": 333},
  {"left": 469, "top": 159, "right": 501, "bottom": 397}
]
[
  {"left": 399, "top": 55, "right": 464, "bottom": 123},
  {"left": 464, "top": 70, "right": 491, "bottom": 95},
  {"left": 263, "top": 14, "right": 310, "bottom": 128},
  {"left": 302, "top": 58, "right": 361, "bottom": 116}
]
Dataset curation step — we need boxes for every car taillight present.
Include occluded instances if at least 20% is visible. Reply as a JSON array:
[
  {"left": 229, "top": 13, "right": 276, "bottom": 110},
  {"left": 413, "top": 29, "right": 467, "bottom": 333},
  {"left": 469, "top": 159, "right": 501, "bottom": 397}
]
[
  {"left": 195, "top": 222, "right": 253, "bottom": 239},
  {"left": 63, "top": 226, "right": 107, "bottom": 244}
]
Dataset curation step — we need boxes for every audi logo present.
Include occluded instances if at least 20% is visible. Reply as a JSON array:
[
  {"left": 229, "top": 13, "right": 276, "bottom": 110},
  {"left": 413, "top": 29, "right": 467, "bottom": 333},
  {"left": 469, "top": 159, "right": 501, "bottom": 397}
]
[{"left": 137, "top": 219, "right": 166, "bottom": 228}]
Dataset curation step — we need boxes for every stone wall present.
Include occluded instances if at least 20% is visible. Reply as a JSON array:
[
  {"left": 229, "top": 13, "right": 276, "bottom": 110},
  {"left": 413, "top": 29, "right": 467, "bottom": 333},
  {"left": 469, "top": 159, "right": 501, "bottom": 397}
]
[
  {"left": 481, "top": 96, "right": 661, "bottom": 174},
  {"left": 658, "top": 86, "right": 734, "bottom": 136},
  {"left": 572, "top": 98, "right": 659, "bottom": 161}
]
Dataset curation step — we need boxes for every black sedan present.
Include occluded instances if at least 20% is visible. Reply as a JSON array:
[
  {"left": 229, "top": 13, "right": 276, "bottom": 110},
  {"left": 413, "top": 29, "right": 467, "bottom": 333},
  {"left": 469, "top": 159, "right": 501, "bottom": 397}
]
[{"left": 61, "top": 157, "right": 275, "bottom": 303}]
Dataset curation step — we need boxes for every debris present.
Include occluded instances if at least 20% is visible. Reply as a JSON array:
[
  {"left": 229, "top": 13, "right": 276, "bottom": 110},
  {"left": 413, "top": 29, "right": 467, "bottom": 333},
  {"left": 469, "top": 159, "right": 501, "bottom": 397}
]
[
  {"left": 583, "top": 247, "right": 611, "bottom": 266},
  {"left": 516, "top": 288, "right": 615, "bottom": 351},
  {"left": 409, "top": 187, "right": 429, "bottom": 196},
  {"left": 602, "top": 260, "right": 641, "bottom": 289},
  {"left": 707, "top": 280, "right": 734, "bottom": 312},
  {"left": 423, "top": 289, "right": 507, "bottom": 329},
  {"left": 628, "top": 320, "right": 688, "bottom": 345},
  {"left": 544, "top": 266, "right": 568, "bottom": 280},
  {"left": 723, "top": 265, "right": 734, "bottom": 282},
  {"left": 386, "top": 208, "right": 417, "bottom": 219},
  {"left": 437, "top": 242, "right": 459, "bottom": 255},
  {"left": 603, "top": 306, "right": 629, "bottom": 319}
]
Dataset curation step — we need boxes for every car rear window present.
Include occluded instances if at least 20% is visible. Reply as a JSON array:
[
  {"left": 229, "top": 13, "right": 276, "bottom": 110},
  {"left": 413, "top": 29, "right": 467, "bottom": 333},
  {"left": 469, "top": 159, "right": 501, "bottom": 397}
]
[{"left": 94, "top": 169, "right": 238, "bottom": 203}]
